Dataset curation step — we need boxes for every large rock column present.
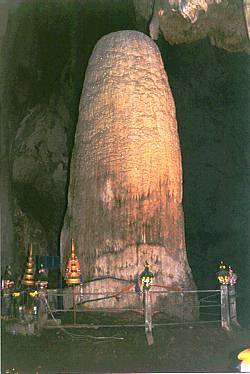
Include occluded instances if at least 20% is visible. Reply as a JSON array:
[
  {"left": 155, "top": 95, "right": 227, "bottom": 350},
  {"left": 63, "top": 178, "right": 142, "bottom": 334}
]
[{"left": 61, "top": 31, "right": 195, "bottom": 312}]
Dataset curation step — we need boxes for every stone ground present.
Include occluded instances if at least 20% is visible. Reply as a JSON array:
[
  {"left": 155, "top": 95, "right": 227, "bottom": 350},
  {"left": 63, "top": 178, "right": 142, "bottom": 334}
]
[{"left": 1, "top": 312, "right": 250, "bottom": 374}]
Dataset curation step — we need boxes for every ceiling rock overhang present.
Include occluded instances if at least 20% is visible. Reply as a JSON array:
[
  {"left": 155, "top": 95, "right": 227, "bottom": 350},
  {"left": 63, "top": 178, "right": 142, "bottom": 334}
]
[
  {"left": 0, "top": 0, "right": 249, "bottom": 53},
  {"left": 134, "top": 0, "right": 250, "bottom": 53}
]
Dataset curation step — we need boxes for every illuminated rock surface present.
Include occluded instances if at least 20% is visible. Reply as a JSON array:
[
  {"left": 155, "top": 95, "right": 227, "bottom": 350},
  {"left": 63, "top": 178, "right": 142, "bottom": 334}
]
[{"left": 61, "top": 31, "right": 195, "bottom": 311}]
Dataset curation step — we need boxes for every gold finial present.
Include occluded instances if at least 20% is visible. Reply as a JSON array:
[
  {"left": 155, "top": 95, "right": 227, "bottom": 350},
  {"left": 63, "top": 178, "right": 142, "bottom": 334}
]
[
  {"left": 65, "top": 239, "right": 82, "bottom": 286},
  {"left": 71, "top": 238, "right": 75, "bottom": 257},
  {"left": 22, "top": 242, "right": 35, "bottom": 287},
  {"left": 29, "top": 242, "right": 33, "bottom": 257}
]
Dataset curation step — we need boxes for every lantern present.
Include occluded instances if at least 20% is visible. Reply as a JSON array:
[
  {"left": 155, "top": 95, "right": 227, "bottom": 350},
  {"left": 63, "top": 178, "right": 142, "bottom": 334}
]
[
  {"left": 22, "top": 243, "right": 35, "bottom": 287},
  {"left": 36, "top": 263, "right": 48, "bottom": 289},
  {"left": 140, "top": 261, "right": 154, "bottom": 290},
  {"left": 238, "top": 348, "right": 250, "bottom": 373},
  {"left": 65, "top": 239, "right": 82, "bottom": 286},
  {"left": 217, "top": 261, "right": 229, "bottom": 285},
  {"left": 2, "top": 265, "right": 15, "bottom": 289},
  {"left": 228, "top": 266, "right": 237, "bottom": 286}
]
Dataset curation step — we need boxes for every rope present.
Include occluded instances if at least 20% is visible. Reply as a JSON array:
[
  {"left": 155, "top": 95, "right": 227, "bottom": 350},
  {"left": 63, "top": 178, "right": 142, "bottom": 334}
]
[
  {"left": 78, "top": 283, "right": 135, "bottom": 305},
  {"left": 42, "top": 282, "right": 135, "bottom": 341},
  {"left": 84, "top": 276, "right": 133, "bottom": 284},
  {"left": 111, "top": 283, "right": 135, "bottom": 296},
  {"left": 150, "top": 284, "right": 182, "bottom": 291},
  {"left": 42, "top": 296, "right": 124, "bottom": 342}
]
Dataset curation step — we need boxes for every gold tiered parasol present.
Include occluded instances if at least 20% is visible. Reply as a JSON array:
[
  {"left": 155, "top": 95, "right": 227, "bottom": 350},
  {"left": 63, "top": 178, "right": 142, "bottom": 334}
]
[
  {"left": 22, "top": 243, "right": 35, "bottom": 287},
  {"left": 65, "top": 239, "right": 82, "bottom": 286},
  {"left": 65, "top": 239, "right": 82, "bottom": 324}
]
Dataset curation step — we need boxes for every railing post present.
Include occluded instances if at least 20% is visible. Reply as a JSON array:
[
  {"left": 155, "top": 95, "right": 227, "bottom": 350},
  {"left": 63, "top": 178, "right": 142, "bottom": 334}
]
[
  {"left": 37, "top": 290, "right": 48, "bottom": 334},
  {"left": 220, "top": 284, "right": 231, "bottom": 331},
  {"left": 228, "top": 284, "right": 240, "bottom": 327},
  {"left": 144, "top": 288, "right": 154, "bottom": 345},
  {"left": 73, "top": 285, "right": 77, "bottom": 325}
]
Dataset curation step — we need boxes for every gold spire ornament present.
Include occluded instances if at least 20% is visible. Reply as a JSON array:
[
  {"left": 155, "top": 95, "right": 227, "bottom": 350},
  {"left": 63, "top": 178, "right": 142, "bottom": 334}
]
[
  {"left": 22, "top": 243, "right": 35, "bottom": 287},
  {"left": 65, "top": 239, "right": 82, "bottom": 286}
]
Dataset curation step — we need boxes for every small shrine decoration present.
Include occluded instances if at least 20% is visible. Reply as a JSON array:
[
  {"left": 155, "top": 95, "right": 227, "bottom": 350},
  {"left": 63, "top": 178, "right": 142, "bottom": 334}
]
[
  {"left": 65, "top": 239, "right": 82, "bottom": 286},
  {"left": 35, "top": 264, "right": 49, "bottom": 289},
  {"left": 217, "top": 261, "right": 237, "bottom": 286},
  {"left": 22, "top": 243, "right": 35, "bottom": 287},
  {"left": 2, "top": 265, "right": 15, "bottom": 289}
]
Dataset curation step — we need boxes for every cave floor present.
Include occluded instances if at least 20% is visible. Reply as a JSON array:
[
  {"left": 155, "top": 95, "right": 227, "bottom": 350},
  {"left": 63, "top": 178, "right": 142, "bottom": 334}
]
[{"left": 1, "top": 319, "right": 250, "bottom": 373}]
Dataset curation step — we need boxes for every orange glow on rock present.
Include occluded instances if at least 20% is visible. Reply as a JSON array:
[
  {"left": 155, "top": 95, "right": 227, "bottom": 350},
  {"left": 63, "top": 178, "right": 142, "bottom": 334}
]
[{"left": 61, "top": 32, "right": 195, "bottom": 312}]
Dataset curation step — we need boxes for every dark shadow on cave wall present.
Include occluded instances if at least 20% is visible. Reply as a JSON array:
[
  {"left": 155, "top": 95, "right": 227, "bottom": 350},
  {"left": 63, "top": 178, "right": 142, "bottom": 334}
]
[
  {"left": 158, "top": 38, "right": 250, "bottom": 324},
  {"left": 157, "top": 38, "right": 250, "bottom": 289},
  {"left": 0, "top": 0, "right": 137, "bottom": 267},
  {"left": 0, "top": 1, "right": 249, "bottom": 306}
]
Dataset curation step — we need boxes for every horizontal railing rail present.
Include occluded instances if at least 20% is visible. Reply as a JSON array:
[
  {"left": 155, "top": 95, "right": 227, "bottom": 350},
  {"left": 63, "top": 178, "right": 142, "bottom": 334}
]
[{"left": 1, "top": 284, "right": 241, "bottom": 344}]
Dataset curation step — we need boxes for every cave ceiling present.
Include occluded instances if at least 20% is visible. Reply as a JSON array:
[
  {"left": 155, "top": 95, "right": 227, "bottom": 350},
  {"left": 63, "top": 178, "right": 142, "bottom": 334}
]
[
  {"left": 134, "top": 0, "right": 250, "bottom": 52},
  {"left": 0, "top": 0, "right": 249, "bottom": 53}
]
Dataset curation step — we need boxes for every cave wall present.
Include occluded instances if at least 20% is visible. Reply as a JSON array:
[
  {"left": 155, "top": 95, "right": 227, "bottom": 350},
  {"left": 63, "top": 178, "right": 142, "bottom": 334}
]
[
  {"left": 0, "top": 1, "right": 75, "bottom": 266},
  {"left": 0, "top": 0, "right": 136, "bottom": 269},
  {"left": 0, "top": 2, "right": 16, "bottom": 267},
  {"left": 0, "top": 150, "right": 14, "bottom": 267},
  {"left": 0, "top": 0, "right": 249, "bottom": 295},
  {"left": 158, "top": 38, "right": 250, "bottom": 288}
]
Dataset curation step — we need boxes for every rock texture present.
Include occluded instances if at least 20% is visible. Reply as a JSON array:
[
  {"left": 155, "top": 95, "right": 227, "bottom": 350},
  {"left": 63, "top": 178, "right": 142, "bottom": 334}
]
[
  {"left": 0, "top": 0, "right": 136, "bottom": 268},
  {"left": 0, "top": 157, "right": 15, "bottom": 267},
  {"left": 11, "top": 103, "right": 69, "bottom": 256},
  {"left": 134, "top": 0, "right": 250, "bottom": 53},
  {"left": 61, "top": 31, "right": 195, "bottom": 312}
]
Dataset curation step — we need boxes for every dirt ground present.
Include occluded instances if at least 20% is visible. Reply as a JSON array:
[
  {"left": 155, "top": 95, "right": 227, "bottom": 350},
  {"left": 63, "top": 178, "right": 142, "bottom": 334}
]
[{"left": 2, "top": 313, "right": 250, "bottom": 374}]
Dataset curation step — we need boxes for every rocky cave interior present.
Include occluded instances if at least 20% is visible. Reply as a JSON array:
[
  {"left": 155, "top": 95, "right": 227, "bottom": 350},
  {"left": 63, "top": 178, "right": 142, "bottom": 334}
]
[{"left": 0, "top": 0, "right": 249, "bottom": 317}]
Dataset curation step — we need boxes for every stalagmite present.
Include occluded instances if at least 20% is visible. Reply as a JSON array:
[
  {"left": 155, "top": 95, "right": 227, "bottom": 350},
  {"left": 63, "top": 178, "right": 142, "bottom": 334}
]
[{"left": 61, "top": 30, "right": 196, "bottom": 316}]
